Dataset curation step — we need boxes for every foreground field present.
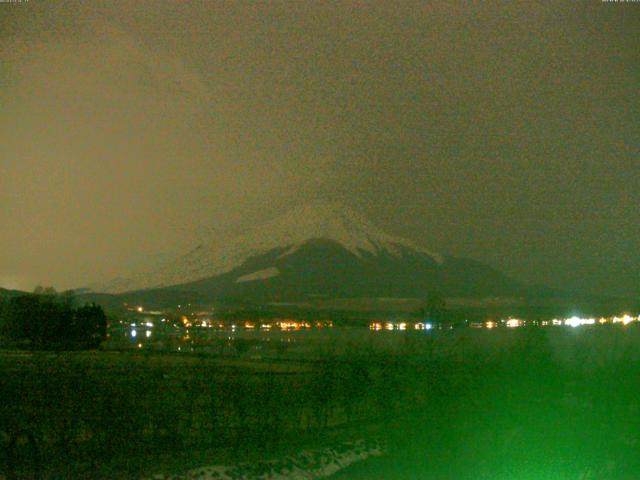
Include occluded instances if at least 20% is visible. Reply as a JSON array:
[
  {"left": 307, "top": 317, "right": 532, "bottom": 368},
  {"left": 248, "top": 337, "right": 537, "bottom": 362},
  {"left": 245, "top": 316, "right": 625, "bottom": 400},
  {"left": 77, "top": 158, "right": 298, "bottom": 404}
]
[
  {"left": 1, "top": 325, "right": 640, "bottom": 479},
  {"left": 0, "top": 348, "right": 394, "bottom": 478}
]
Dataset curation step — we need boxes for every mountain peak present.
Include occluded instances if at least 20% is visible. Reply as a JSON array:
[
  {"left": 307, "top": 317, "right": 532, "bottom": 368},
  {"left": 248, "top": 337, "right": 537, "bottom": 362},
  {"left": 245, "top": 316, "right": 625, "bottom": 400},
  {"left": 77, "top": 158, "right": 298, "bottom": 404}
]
[
  {"left": 91, "top": 202, "right": 442, "bottom": 293},
  {"left": 275, "top": 201, "right": 378, "bottom": 239},
  {"left": 259, "top": 201, "right": 440, "bottom": 262}
]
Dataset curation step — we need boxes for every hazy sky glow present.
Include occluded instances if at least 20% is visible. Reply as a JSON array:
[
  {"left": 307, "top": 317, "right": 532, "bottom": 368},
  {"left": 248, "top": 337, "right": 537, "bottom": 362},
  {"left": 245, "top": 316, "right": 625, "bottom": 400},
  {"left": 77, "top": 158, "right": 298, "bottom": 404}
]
[{"left": 1, "top": 1, "right": 638, "bottom": 296}]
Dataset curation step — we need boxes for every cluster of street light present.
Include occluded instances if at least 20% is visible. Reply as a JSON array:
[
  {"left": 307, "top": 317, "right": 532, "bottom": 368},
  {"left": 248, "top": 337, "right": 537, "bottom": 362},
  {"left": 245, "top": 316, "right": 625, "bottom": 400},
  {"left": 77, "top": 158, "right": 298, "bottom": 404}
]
[
  {"left": 502, "top": 314, "right": 639, "bottom": 328},
  {"left": 368, "top": 314, "right": 640, "bottom": 332},
  {"left": 369, "top": 322, "right": 433, "bottom": 331},
  {"left": 127, "top": 306, "right": 639, "bottom": 337}
]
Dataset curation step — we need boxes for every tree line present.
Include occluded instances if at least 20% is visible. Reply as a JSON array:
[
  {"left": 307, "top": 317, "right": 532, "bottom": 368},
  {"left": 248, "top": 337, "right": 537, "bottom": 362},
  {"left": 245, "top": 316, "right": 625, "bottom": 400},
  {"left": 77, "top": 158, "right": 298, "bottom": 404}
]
[{"left": 0, "top": 287, "right": 107, "bottom": 349}]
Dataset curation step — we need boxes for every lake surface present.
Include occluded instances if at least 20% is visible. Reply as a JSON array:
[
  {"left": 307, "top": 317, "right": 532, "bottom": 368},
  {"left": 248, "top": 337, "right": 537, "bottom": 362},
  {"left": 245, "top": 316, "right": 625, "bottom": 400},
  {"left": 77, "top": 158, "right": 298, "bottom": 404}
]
[{"left": 108, "top": 321, "right": 640, "bottom": 366}]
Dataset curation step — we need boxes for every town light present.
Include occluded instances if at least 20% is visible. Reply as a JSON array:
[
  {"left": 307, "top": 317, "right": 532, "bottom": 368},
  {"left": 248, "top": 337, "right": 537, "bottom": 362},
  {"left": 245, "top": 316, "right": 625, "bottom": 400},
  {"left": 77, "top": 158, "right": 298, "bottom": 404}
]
[{"left": 506, "top": 318, "right": 522, "bottom": 328}]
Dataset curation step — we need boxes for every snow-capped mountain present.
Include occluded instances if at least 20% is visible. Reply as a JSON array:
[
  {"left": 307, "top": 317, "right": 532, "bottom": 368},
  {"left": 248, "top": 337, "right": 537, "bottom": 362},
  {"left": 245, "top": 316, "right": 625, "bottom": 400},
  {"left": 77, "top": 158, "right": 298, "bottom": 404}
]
[
  {"left": 93, "top": 202, "right": 442, "bottom": 294},
  {"left": 91, "top": 201, "right": 523, "bottom": 303}
]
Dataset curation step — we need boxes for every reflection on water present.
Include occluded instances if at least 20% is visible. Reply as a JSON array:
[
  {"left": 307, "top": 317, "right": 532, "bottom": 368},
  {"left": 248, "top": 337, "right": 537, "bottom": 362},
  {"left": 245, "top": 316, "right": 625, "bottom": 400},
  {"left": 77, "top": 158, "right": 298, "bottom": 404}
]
[
  {"left": 105, "top": 312, "right": 640, "bottom": 368},
  {"left": 113, "top": 320, "right": 338, "bottom": 357},
  {"left": 114, "top": 320, "right": 448, "bottom": 361}
]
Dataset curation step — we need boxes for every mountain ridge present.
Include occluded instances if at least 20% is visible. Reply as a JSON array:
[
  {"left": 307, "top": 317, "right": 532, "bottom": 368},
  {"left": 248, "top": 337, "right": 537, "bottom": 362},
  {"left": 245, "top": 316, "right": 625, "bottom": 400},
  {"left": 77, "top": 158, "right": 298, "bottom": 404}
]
[
  {"left": 91, "top": 201, "right": 443, "bottom": 294},
  {"left": 85, "top": 202, "right": 548, "bottom": 307}
]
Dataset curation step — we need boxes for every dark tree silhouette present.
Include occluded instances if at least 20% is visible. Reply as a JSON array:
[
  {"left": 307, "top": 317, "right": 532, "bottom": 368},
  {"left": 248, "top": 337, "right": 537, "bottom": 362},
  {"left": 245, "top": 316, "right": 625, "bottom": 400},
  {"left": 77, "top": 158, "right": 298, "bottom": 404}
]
[
  {"left": 0, "top": 293, "right": 107, "bottom": 349},
  {"left": 420, "top": 291, "right": 448, "bottom": 325},
  {"left": 73, "top": 304, "right": 107, "bottom": 348}
]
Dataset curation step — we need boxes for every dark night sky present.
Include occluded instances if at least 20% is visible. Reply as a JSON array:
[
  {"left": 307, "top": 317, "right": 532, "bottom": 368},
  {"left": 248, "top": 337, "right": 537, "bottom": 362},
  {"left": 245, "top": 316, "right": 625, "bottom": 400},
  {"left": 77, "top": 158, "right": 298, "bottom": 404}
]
[{"left": 0, "top": 1, "right": 638, "bottom": 296}]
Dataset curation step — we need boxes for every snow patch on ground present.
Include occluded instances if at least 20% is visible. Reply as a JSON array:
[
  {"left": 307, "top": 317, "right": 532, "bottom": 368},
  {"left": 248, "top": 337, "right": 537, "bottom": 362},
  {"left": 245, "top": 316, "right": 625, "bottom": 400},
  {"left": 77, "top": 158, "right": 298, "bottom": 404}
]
[
  {"left": 141, "top": 439, "right": 383, "bottom": 480},
  {"left": 236, "top": 267, "right": 280, "bottom": 283}
]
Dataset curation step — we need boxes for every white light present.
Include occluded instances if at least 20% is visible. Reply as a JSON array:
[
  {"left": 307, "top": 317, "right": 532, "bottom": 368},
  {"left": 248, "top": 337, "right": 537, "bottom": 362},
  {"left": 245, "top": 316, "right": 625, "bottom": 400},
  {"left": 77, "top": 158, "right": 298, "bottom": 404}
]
[
  {"left": 424, "top": 323, "right": 433, "bottom": 330},
  {"left": 564, "top": 316, "right": 595, "bottom": 328},
  {"left": 565, "top": 316, "right": 582, "bottom": 328},
  {"left": 130, "top": 329, "right": 137, "bottom": 338},
  {"left": 146, "top": 330, "right": 151, "bottom": 338}
]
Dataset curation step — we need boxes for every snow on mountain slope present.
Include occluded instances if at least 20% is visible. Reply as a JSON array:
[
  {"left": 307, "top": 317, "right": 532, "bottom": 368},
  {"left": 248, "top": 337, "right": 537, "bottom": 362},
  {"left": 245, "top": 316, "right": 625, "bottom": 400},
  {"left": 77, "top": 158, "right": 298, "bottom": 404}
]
[
  {"left": 92, "top": 202, "right": 442, "bottom": 293},
  {"left": 236, "top": 267, "right": 280, "bottom": 283}
]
